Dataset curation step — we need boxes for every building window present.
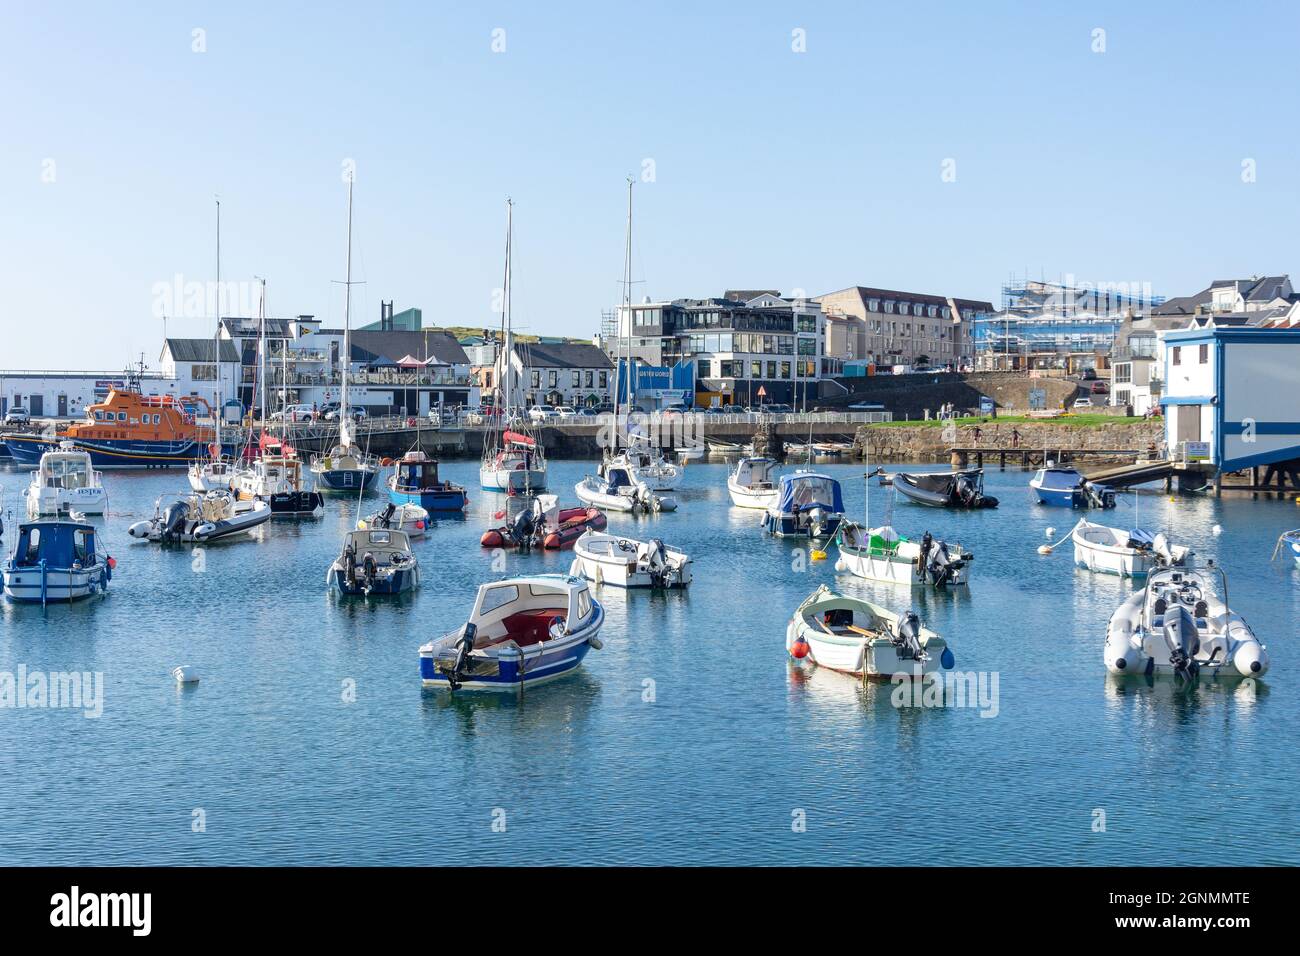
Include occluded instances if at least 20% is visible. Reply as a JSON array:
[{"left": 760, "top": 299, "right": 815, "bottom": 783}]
[
  {"left": 1198, "top": 344, "right": 1208, "bottom": 364},
  {"left": 585, "top": 370, "right": 593, "bottom": 387},
  {"left": 766, "top": 361, "right": 777, "bottom": 379},
  {"left": 1114, "top": 363, "right": 1132, "bottom": 385},
  {"left": 548, "top": 371, "right": 557, "bottom": 388},
  {"left": 751, "top": 360, "right": 762, "bottom": 378},
  {"left": 598, "top": 371, "right": 607, "bottom": 389},
  {"left": 1172, "top": 347, "right": 1181, "bottom": 366},
  {"left": 868, "top": 299, "right": 880, "bottom": 312},
  {"left": 884, "top": 301, "right": 895, "bottom": 314},
  {"left": 780, "top": 361, "right": 791, "bottom": 379},
  {"left": 571, "top": 371, "right": 581, "bottom": 388},
  {"left": 531, "top": 371, "right": 540, "bottom": 388}
]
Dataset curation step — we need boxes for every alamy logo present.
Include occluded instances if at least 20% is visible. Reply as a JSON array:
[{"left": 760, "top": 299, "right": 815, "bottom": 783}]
[
  {"left": 0, "top": 666, "right": 103, "bottom": 718},
  {"left": 50, "top": 886, "right": 151, "bottom": 936}
]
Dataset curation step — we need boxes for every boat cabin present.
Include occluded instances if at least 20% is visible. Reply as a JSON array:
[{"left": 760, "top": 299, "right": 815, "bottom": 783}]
[
  {"left": 733, "top": 457, "right": 777, "bottom": 489},
  {"left": 36, "top": 446, "right": 98, "bottom": 490},
  {"left": 469, "top": 576, "right": 592, "bottom": 649},
  {"left": 342, "top": 528, "right": 413, "bottom": 562},
  {"left": 394, "top": 453, "right": 449, "bottom": 491},
  {"left": 10, "top": 521, "right": 100, "bottom": 570},
  {"left": 603, "top": 467, "right": 635, "bottom": 492},
  {"left": 73, "top": 388, "right": 214, "bottom": 443},
  {"left": 775, "top": 472, "right": 845, "bottom": 515}
]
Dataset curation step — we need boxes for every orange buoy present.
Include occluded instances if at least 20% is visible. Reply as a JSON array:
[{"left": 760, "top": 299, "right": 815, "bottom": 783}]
[
  {"left": 107, "top": 556, "right": 117, "bottom": 569},
  {"left": 790, "top": 637, "right": 810, "bottom": 660}
]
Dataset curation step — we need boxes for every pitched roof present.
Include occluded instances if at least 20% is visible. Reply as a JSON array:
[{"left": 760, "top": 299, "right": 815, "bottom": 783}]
[
  {"left": 313, "top": 329, "right": 470, "bottom": 366},
  {"left": 513, "top": 341, "right": 613, "bottom": 369},
  {"left": 162, "top": 338, "right": 240, "bottom": 363},
  {"left": 816, "top": 285, "right": 994, "bottom": 313},
  {"left": 724, "top": 289, "right": 782, "bottom": 303}
]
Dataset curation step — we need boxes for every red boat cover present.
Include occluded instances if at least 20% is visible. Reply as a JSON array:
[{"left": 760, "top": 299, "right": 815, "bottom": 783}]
[{"left": 503, "top": 431, "right": 536, "bottom": 448}]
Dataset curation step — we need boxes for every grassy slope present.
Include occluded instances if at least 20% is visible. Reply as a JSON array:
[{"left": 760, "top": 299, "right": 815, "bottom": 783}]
[{"left": 872, "top": 415, "right": 1148, "bottom": 428}]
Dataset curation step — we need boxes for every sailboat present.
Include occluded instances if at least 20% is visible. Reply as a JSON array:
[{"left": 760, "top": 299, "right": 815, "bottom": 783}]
[
  {"left": 189, "top": 198, "right": 237, "bottom": 492},
  {"left": 599, "top": 177, "right": 682, "bottom": 493},
  {"left": 311, "top": 177, "right": 380, "bottom": 493},
  {"left": 232, "top": 279, "right": 323, "bottom": 515},
  {"left": 480, "top": 199, "right": 548, "bottom": 492}
]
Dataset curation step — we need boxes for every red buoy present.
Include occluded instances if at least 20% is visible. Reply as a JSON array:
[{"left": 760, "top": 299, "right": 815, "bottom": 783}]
[
  {"left": 107, "top": 556, "right": 117, "bottom": 570},
  {"left": 790, "top": 637, "right": 810, "bottom": 660}
]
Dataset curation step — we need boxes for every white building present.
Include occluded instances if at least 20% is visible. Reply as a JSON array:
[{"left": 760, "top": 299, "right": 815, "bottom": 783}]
[
  {"left": 1162, "top": 324, "right": 1300, "bottom": 476},
  {"left": 509, "top": 341, "right": 614, "bottom": 409},
  {"left": 0, "top": 370, "right": 171, "bottom": 420}
]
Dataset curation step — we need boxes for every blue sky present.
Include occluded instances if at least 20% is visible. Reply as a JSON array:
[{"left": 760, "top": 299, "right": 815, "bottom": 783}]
[{"left": 3, "top": 1, "right": 1298, "bottom": 369}]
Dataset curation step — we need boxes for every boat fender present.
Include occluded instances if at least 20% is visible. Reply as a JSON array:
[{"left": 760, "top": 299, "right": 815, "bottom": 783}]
[
  {"left": 127, "top": 521, "right": 151, "bottom": 539},
  {"left": 834, "top": 557, "right": 847, "bottom": 572},
  {"left": 1232, "top": 642, "right": 1267, "bottom": 677},
  {"left": 195, "top": 523, "right": 217, "bottom": 541},
  {"left": 940, "top": 647, "right": 955, "bottom": 669},
  {"left": 790, "top": 636, "right": 810, "bottom": 659},
  {"left": 588, "top": 635, "right": 603, "bottom": 651}
]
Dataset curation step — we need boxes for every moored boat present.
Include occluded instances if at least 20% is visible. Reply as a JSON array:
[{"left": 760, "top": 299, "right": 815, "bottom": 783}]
[
  {"left": 1272, "top": 529, "right": 1300, "bottom": 569},
  {"left": 1029, "top": 465, "right": 1115, "bottom": 509},
  {"left": 762, "top": 471, "right": 844, "bottom": 538},
  {"left": 23, "top": 442, "right": 107, "bottom": 516},
  {"left": 3, "top": 519, "right": 114, "bottom": 603},
  {"left": 570, "top": 530, "right": 692, "bottom": 588},
  {"left": 1070, "top": 519, "right": 1192, "bottom": 578},
  {"left": 358, "top": 502, "right": 430, "bottom": 537},
  {"left": 388, "top": 451, "right": 468, "bottom": 512},
  {"left": 575, "top": 467, "right": 675, "bottom": 513},
  {"left": 234, "top": 436, "right": 323, "bottom": 516},
  {"left": 128, "top": 490, "right": 271, "bottom": 543},
  {"left": 420, "top": 574, "right": 603, "bottom": 692},
  {"left": 1, "top": 381, "right": 217, "bottom": 469},
  {"left": 727, "top": 456, "right": 780, "bottom": 510},
  {"left": 834, "top": 523, "right": 972, "bottom": 587},
  {"left": 328, "top": 527, "right": 420, "bottom": 596},
  {"left": 786, "top": 585, "right": 955, "bottom": 680},
  {"left": 1105, "top": 564, "right": 1267, "bottom": 681},
  {"left": 893, "top": 469, "right": 998, "bottom": 509}
]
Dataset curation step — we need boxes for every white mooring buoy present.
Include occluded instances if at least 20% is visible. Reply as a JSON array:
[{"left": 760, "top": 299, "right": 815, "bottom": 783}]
[
  {"left": 171, "top": 665, "right": 200, "bottom": 684},
  {"left": 1212, "top": 524, "right": 1223, "bottom": 536},
  {"left": 1045, "top": 527, "right": 1056, "bottom": 538}
]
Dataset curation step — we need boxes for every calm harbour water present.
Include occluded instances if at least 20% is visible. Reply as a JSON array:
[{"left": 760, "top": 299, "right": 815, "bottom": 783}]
[{"left": 1, "top": 456, "right": 1296, "bottom": 866}]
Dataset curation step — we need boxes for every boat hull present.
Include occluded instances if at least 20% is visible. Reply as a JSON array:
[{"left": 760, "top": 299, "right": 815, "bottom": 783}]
[
  {"left": 1030, "top": 481, "right": 1085, "bottom": 508},
  {"left": 420, "top": 626, "right": 598, "bottom": 692},
  {"left": 727, "top": 480, "right": 779, "bottom": 510},
  {"left": 389, "top": 487, "right": 467, "bottom": 512},
  {"left": 1105, "top": 590, "right": 1267, "bottom": 679},
  {"left": 2, "top": 564, "right": 109, "bottom": 602},
  {"left": 25, "top": 487, "right": 108, "bottom": 517},
  {"left": 786, "top": 616, "right": 949, "bottom": 680},
  {"left": 836, "top": 545, "right": 970, "bottom": 587},
  {"left": 330, "top": 564, "right": 420, "bottom": 596},
  {"left": 315, "top": 467, "right": 379, "bottom": 493},
  {"left": 762, "top": 512, "right": 843, "bottom": 538},
  {"left": 2, "top": 434, "right": 207, "bottom": 469},
  {"left": 480, "top": 465, "right": 547, "bottom": 492}
]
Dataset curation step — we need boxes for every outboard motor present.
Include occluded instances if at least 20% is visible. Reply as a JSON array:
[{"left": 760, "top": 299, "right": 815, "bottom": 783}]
[
  {"left": 954, "top": 475, "right": 975, "bottom": 506},
  {"left": 448, "top": 622, "right": 478, "bottom": 691},
  {"left": 508, "top": 505, "right": 537, "bottom": 552},
  {"left": 641, "top": 538, "right": 670, "bottom": 587},
  {"left": 376, "top": 503, "right": 397, "bottom": 529},
  {"left": 927, "top": 540, "right": 956, "bottom": 588},
  {"left": 342, "top": 543, "right": 357, "bottom": 588},
  {"left": 807, "top": 506, "right": 827, "bottom": 538},
  {"left": 361, "top": 552, "right": 378, "bottom": 593},
  {"left": 1162, "top": 604, "right": 1201, "bottom": 684},
  {"left": 892, "top": 612, "right": 925, "bottom": 661},
  {"left": 161, "top": 500, "right": 189, "bottom": 542}
]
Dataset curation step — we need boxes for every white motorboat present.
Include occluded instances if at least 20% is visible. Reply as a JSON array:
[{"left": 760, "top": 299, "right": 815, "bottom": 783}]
[
  {"left": 188, "top": 457, "right": 237, "bottom": 493},
  {"left": 24, "top": 442, "right": 107, "bottom": 516},
  {"left": 1105, "top": 563, "right": 1268, "bottom": 681},
  {"left": 726, "top": 456, "right": 779, "bottom": 510},
  {"left": 575, "top": 466, "right": 676, "bottom": 514},
  {"left": 675, "top": 444, "right": 705, "bottom": 462},
  {"left": 707, "top": 439, "right": 752, "bottom": 456},
  {"left": 786, "top": 585, "right": 955, "bottom": 680},
  {"left": 234, "top": 439, "right": 323, "bottom": 515},
  {"left": 328, "top": 527, "right": 420, "bottom": 596},
  {"left": 835, "top": 523, "right": 972, "bottom": 587},
  {"left": 603, "top": 436, "right": 682, "bottom": 491},
  {"left": 1070, "top": 519, "right": 1192, "bottom": 578},
  {"left": 358, "top": 502, "right": 430, "bottom": 537},
  {"left": 1271, "top": 530, "right": 1300, "bottom": 569},
  {"left": 420, "top": 574, "right": 603, "bottom": 691},
  {"left": 570, "top": 530, "right": 692, "bottom": 588},
  {"left": 128, "top": 490, "right": 271, "bottom": 543}
]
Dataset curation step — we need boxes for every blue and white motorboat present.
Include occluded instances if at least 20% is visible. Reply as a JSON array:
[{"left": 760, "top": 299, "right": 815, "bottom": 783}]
[
  {"left": 24, "top": 441, "right": 108, "bottom": 516},
  {"left": 1272, "top": 529, "right": 1300, "bottom": 569},
  {"left": 2, "top": 519, "right": 114, "bottom": 603},
  {"left": 762, "top": 471, "right": 845, "bottom": 538},
  {"left": 420, "top": 574, "right": 604, "bottom": 692},
  {"left": 328, "top": 527, "right": 420, "bottom": 596},
  {"left": 387, "top": 451, "right": 468, "bottom": 512},
  {"left": 1029, "top": 465, "right": 1116, "bottom": 509}
]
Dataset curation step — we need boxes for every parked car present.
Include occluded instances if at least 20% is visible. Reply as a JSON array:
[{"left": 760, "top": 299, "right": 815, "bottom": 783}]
[
  {"left": 704, "top": 405, "right": 729, "bottom": 415},
  {"left": 272, "top": 404, "right": 315, "bottom": 423},
  {"left": 1091, "top": 381, "right": 1109, "bottom": 394},
  {"left": 761, "top": 403, "right": 793, "bottom": 415},
  {"left": 3, "top": 407, "right": 31, "bottom": 425},
  {"left": 1081, "top": 368, "right": 1098, "bottom": 381},
  {"left": 1073, "top": 397, "right": 1094, "bottom": 408},
  {"left": 529, "top": 405, "right": 560, "bottom": 423},
  {"left": 553, "top": 406, "right": 578, "bottom": 420},
  {"left": 577, "top": 406, "right": 601, "bottom": 418},
  {"left": 324, "top": 405, "right": 367, "bottom": 421}
]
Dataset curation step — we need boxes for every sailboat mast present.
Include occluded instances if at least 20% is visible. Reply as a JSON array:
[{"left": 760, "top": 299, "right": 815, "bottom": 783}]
[
  {"left": 340, "top": 176, "right": 354, "bottom": 448},
  {"left": 214, "top": 197, "right": 222, "bottom": 453},
  {"left": 502, "top": 198, "right": 513, "bottom": 419},
  {"left": 618, "top": 176, "right": 634, "bottom": 448},
  {"left": 258, "top": 278, "right": 267, "bottom": 431}
]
